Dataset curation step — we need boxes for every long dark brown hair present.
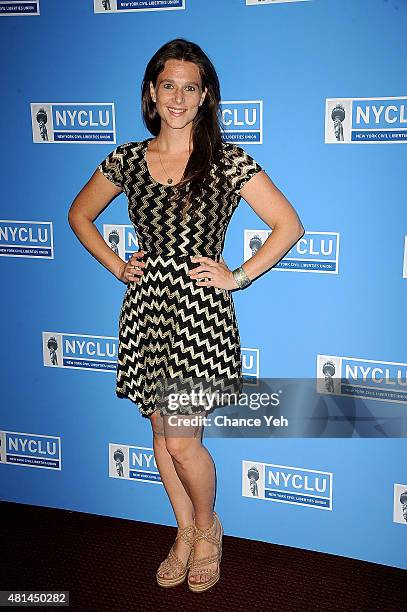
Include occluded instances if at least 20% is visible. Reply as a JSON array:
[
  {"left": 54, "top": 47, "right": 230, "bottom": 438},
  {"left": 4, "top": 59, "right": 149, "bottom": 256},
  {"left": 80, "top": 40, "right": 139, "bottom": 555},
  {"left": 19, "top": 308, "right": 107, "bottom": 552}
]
[{"left": 141, "top": 38, "right": 225, "bottom": 217}]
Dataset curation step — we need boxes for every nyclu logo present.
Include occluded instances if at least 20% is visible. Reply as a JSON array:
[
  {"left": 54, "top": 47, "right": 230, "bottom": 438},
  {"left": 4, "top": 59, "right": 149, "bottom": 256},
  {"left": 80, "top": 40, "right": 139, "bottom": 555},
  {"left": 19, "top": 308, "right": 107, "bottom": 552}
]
[
  {"left": 0, "top": 220, "right": 53, "bottom": 259},
  {"left": 42, "top": 332, "right": 117, "bottom": 371},
  {"left": 325, "top": 96, "right": 407, "bottom": 144},
  {"left": 103, "top": 224, "right": 138, "bottom": 262},
  {"left": 220, "top": 101, "right": 263, "bottom": 144},
  {"left": 0, "top": 430, "right": 61, "bottom": 470},
  {"left": 393, "top": 483, "right": 407, "bottom": 525},
  {"left": 0, "top": 1, "right": 40, "bottom": 16},
  {"left": 244, "top": 229, "right": 340, "bottom": 273},
  {"left": 242, "top": 460, "right": 333, "bottom": 510},
  {"left": 94, "top": 0, "right": 185, "bottom": 13},
  {"left": 31, "top": 103, "right": 116, "bottom": 144},
  {"left": 317, "top": 354, "right": 407, "bottom": 404},
  {"left": 109, "top": 443, "right": 162, "bottom": 483},
  {"left": 242, "top": 348, "right": 260, "bottom": 379}
]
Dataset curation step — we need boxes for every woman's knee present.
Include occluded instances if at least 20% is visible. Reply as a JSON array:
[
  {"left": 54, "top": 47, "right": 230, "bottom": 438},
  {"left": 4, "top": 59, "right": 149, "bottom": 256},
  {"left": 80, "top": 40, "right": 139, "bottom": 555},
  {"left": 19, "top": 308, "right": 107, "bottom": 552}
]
[
  {"left": 165, "top": 437, "right": 200, "bottom": 464},
  {"left": 150, "top": 410, "right": 165, "bottom": 441}
]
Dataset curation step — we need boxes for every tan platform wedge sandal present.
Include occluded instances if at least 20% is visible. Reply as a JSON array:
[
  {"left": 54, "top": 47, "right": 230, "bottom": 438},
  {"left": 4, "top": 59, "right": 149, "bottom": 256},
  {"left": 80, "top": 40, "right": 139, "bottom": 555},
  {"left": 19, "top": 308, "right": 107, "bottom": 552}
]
[
  {"left": 187, "top": 511, "right": 223, "bottom": 593},
  {"left": 156, "top": 524, "right": 195, "bottom": 588}
]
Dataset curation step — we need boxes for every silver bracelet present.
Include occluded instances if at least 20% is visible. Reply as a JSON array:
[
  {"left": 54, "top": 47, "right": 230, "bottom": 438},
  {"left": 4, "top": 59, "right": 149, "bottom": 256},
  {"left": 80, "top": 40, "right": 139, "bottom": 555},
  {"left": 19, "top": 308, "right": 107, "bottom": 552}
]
[{"left": 232, "top": 265, "right": 252, "bottom": 289}]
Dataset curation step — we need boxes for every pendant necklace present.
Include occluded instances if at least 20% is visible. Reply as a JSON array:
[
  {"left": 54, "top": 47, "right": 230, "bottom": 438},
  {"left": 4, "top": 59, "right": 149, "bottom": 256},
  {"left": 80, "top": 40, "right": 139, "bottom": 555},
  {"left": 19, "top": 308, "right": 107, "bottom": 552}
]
[{"left": 156, "top": 139, "right": 190, "bottom": 185}]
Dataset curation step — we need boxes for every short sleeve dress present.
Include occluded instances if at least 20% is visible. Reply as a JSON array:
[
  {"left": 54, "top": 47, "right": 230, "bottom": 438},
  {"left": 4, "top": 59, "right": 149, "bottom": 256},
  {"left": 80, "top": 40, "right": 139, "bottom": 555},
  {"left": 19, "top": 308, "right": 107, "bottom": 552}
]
[{"left": 98, "top": 137, "right": 263, "bottom": 417}]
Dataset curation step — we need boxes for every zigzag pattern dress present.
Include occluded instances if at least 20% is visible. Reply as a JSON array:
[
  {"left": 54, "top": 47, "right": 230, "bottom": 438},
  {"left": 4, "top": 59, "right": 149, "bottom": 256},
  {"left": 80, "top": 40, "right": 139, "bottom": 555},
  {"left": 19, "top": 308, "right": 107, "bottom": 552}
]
[{"left": 98, "top": 137, "right": 262, "bottom": 418}]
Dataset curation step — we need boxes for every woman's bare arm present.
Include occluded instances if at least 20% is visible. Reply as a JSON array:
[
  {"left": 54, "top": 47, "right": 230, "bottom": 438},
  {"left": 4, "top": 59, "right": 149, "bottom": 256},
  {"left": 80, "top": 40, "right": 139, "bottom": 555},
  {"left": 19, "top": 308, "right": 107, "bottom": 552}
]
[
  {"left": 238, "top": 170, "right": 304, "bottom": 282},
  {"left": 67, "top": 170, "right": 127, "bottom": 280}
]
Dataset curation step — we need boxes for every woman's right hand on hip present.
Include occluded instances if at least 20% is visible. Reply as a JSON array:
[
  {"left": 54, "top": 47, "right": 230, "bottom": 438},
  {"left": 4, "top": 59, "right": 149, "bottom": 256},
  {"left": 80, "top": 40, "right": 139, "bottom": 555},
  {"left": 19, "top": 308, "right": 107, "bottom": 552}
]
[{"left": 117, "top": 250, "right": 146, "bottom": 284}]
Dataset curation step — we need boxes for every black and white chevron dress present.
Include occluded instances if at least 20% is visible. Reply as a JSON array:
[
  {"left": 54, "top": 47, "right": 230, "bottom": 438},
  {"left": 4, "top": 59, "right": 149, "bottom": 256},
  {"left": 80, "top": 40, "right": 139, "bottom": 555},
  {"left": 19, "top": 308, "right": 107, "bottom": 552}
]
[{"left": 98, "top": 138, "right": 262, "bottom": 418}]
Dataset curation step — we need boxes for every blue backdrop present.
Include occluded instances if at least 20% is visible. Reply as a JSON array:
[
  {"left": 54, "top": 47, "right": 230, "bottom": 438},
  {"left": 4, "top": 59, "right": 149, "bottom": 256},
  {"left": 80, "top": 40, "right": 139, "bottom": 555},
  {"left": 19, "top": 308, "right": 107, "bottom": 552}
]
[{"left": 1, "top": 0, "right": 406, "bottom": 571}]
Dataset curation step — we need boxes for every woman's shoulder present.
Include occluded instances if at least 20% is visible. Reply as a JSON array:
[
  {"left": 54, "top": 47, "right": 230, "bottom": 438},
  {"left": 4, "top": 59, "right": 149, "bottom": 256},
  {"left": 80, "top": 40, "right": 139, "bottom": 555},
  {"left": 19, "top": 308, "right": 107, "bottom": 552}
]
[
  {"left": 219, "top": 140, "right": 259, "bottom": 164},
  {"left": 220, "top": 140, "right": 241, "bottom": 158},
  {"left": 110, "top": 139, "right": 147, "bottom": 155},
  {"left": 217, "top": 139, "right": 263, "bottom": 192},
  {"left": 219, "top": 140, "right": 262, "bottom": 169}
]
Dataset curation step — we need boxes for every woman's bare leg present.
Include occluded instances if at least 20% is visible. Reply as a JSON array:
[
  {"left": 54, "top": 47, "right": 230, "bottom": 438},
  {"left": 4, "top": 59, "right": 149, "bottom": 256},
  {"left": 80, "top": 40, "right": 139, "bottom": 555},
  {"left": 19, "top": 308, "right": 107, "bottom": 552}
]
[
  {"left": 162, "top": 414, "right": 214, "bottom": 529},
  {"left": 151, "top": 410, "right": 195, "bottom": 525},
  {"left": 150, "top": 410, "right": 195, "bottom": 579},
  {"left": 162, "top": 413, "right": 220, "bottom": 585}
]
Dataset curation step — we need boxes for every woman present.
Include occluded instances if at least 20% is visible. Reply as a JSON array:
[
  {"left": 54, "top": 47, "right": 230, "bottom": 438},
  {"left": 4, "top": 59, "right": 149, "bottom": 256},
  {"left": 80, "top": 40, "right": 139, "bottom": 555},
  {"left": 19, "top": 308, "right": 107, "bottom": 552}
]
[{"left": 68, "top": 38, "right": 304, "bottom": 593}]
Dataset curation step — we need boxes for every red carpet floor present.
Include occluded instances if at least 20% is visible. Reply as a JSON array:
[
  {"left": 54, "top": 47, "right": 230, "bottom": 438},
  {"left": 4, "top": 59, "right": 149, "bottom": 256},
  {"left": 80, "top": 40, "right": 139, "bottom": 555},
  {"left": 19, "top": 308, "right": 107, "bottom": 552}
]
[{"left": 0, "top": 501, "right": 405, "bottom": 611}]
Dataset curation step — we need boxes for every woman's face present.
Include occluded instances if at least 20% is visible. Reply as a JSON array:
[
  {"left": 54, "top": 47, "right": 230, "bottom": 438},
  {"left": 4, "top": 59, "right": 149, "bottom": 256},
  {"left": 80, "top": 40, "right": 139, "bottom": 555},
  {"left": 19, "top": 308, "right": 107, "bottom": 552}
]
[{"left": 149, "top": 59, "right": 207, "bottom": 131}]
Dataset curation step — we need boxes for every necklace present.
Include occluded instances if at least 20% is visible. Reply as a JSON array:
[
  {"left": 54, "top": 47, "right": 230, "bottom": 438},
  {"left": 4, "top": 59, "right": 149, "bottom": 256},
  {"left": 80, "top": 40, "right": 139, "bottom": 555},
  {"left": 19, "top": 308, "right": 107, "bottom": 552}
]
[{"left": 156, "top": 139, "right": 190, "bottom": 184}]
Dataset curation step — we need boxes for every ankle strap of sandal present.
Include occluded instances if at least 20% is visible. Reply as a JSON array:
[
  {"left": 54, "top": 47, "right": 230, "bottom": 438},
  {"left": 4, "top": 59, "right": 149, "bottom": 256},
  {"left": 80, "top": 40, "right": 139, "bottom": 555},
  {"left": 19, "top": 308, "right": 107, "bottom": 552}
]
[
  {"left": 176, "top": 524, "right": 195, "bottom": 547},
  {"left": 194, "top": 512, "right": 220, "bottom": 546}
]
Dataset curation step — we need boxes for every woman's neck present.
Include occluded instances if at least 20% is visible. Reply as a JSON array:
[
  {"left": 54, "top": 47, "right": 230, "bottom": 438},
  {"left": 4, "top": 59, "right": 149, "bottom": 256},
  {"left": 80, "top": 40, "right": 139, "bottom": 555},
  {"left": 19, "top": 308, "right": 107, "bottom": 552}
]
[{"left": 154, "top": 126, "right": 193, "bottom": 154}]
